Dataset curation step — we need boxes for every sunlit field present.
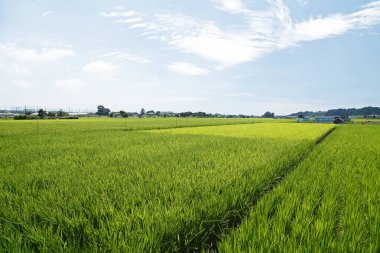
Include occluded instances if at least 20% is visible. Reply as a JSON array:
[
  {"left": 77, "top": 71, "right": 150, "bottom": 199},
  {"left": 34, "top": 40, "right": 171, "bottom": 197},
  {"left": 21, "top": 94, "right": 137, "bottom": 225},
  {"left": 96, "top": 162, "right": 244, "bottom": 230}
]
[
  {"left": 0, "top": 117, "right": 295, "bottom": 136},
  {"left": 0, "top": 118, "right": 378, "bottom": 252}
]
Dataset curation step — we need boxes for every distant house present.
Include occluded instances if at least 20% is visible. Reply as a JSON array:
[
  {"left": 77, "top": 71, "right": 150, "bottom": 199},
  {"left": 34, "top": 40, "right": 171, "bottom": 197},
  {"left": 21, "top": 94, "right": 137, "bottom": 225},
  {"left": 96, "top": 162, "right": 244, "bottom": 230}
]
[
  {"left": 315, "top": 116, "right": 351, "bottom": 124},
  {"left": 69, "top": 112, "right": 90, "bottom": 117},
  {"left": 315, "top": 116, "right": 335, "bottom": 123},
  {"left": 160, "top": 111, "right": 175, "bottom": 117},
  {"left": 146, "top": 111, "right": 156, "bottom": 117},
  {"left": 0, "top": 113, "right": 15, "bottom": 118},
  {"left": 297, "top": 117, "right": 310, "bottom": 123},
  {"left": 125, "top": 112, "right": 139, "bottom": 117},
  {"left": 112, "top": 112, "right": 122, "bottom": 118},
  {"left": 333, "top": 117, "right": 345, "bottom": 124}
]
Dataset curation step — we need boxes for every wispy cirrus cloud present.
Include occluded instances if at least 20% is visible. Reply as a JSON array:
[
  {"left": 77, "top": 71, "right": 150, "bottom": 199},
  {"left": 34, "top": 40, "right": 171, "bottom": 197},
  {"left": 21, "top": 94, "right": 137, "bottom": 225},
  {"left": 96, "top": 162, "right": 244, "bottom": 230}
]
[
  {"left": 168, "top": 62, "right": 209, "bottom": 76},
  {"left": 42, "top": 10, "right": 53, "bottom": 17},
  {"left": 212, "top": 0, "right": 248, "bottom": 14},
  {"left": 101, "top": 0, "right": 380, "bottom": 68},
  {"left": 100, "top": 10, "right": 144, "bottom": 25},
  {"left": 103, "top": 51, "right": 151, "bottom": 63},
  {"left": 0, "top": 43, "right": 74, "bottom": 62},
  {"left": 297, "top": 0, "right": 310, "bottom": 6},
  {"left": 114, "top": 18, "right": 143, "bottom": 24},
  {"left": 100, "top": 10, "right": 139, "bottom": 18}
]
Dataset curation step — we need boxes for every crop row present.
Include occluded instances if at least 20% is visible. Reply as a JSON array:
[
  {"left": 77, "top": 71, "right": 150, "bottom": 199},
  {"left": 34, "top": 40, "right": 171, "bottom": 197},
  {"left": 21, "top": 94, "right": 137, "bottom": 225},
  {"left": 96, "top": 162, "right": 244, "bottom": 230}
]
[
  {"left": 0, "top": 123, "right": 332, "bottom": 252},
  {"left": 0, "top": 117, "right": 295, "bottom": 136},
  {"left": 219, "top": 125, "right": 380, "bottom": 252}
]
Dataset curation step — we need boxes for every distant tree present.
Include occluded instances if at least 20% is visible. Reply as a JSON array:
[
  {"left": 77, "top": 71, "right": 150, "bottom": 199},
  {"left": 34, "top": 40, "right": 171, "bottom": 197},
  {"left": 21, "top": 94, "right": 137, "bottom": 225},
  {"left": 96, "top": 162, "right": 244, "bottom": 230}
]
[
  {"left": 57, "top": 110, "right": 68, "bottom": 118},
  {"left": 156, "top": 111, "right": 161, "bottom": 116},
  {"left": 262, "top": 111, "right": 275, "bottom": 118},
  {"left": 96, "top": 105, "right": 110, "bottom": 116},
  {"left": 140, "top": 108, "right": 145, "bottom": 117},
  {"left": 193, "top": 112, "right": 206, "bottom": 118},
  {"left": 120, "top": 111, "right": 128, "bottom": 118},
  {"left": 37, "top": 109, "right": 47, "bottom": 119},
  {"left": 180, "top": 111, "right": 193, "bottom": 117},
  {"left": 47, "top": 111, "right": 56, "bottom": 118},
  {"left": 97, "top": 105, "right": 105, "bottom": 115}
]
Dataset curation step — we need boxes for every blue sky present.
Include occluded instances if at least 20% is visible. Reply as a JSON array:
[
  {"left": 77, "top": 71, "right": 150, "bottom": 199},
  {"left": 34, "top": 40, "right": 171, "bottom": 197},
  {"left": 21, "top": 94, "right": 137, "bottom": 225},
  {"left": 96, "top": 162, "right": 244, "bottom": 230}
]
[{"left": 1, "top": 0, "right": 379, "bottom": 115}]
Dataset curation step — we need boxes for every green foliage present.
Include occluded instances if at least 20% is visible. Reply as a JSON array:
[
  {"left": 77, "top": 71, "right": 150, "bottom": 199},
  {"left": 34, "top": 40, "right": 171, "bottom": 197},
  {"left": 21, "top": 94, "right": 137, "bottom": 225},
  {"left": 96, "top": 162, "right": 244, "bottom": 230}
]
[
  {"left": 96, "top": 105, "right": 110, "bottom": 116},
  {"left": 119, "top": 111, "right": 128, "bottom": 118},
  {"left": 219, "top": 125, "right": 380, "bottom": 252},
  {"left": 0, "top": 121, "right": 331, "bottom": 251},
  {"left": 37, "top": 109, "right": 47, "bottom": 119},
  {"left": 13, "top": 115, "right": 39, "bottom": 120},
  {"left": 262, "top": 111, "right": 275, "bottom": 118},
  {"left": 47, "top": 111, "right": 56, "bottom": 118},
  {"left": 1, "top": 117, "right": 295, "bottom": 136},
  {"left": 57, "top": 110, "right": 68, "bottom": 118}
]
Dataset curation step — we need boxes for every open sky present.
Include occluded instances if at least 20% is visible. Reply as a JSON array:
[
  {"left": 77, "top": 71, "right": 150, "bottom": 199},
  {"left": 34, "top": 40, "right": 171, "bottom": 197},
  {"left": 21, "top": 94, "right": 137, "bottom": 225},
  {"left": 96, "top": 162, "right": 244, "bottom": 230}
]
[{"left": 1, "top": 0, "right": 379, "bottom": 115}]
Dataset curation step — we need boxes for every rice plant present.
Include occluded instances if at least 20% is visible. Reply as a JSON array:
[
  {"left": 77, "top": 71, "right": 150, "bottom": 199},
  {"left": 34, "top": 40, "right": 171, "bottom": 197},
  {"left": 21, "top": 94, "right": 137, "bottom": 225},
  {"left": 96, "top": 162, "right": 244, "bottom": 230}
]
[
  {"left": 0, "top": 122, "right": 332, "bottom": 251},
  {"left": 219, "top": 125, "right": 380, "bottom": 252}
]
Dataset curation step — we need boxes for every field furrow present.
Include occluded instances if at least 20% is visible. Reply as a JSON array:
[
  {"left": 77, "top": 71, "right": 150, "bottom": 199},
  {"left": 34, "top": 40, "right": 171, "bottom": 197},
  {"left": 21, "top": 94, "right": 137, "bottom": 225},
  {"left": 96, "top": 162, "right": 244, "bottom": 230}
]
[
  {"left": 218, "top": 125, "right": 380, "bottom": 252},
  {"left": 0, "top": 122, "right": 332, "bottom": 252}
]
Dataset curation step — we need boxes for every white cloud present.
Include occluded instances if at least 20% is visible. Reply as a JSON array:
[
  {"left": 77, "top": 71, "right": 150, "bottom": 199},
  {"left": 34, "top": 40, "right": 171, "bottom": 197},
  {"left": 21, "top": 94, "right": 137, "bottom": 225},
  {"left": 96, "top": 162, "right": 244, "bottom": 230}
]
[
  {"left": 292, "top": 15, "right": 351, "bottom": 42},
  {"left": 103, "top": 51, "right": 150, "bottom": 63},
  {"left": 100, "top": 10, "right": 139, "bottom": 18},
  {"left": 0, "top": 43, "right": 74, "bottom": 62},
  {"left": 54, "top": 78, "right": 85, "bottom": 92},
  {"left": 227, "top": 92, "right": 254, "bottom": 98},
  {"left": 101, "top": 1, "right": 380, "bottom": 68},
  {"left": 291, "top": 1, "right": 380, "bottom": 42},
  {"left": 8, "top": 64, "right": 32, "bottom": 76},
  {"left": 114, "top": 18, "right": 143, "bottom": 24},
  {"left": 42, "top": 10, "right": 53, "bottom": 17},
  {"left": 83, "top": 60, "right": 119, "bottom": 80},
  {"left": 167, "top": 20, "right": 265, "bottom": 67},
  {"left": 164, "top": 95, "right": 211, "bottom": 101},
  {"left": 12, "top": 80, "right": 33, "bottom": 89},
  {"left": 168, "top": 62, "right": 209, "bottom": 76},
  {"left": 212, "top": 0, "right": 248, "bottom": 14},
  {"left": 297, "top": 0, "right": 310, "bottom": 6}
]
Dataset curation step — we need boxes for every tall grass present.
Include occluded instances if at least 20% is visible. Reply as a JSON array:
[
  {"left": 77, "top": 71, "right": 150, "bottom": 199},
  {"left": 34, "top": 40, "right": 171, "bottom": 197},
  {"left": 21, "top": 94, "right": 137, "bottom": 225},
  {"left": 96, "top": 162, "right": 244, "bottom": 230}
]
[
  {"left": 219, "top": 125, "right": 380, "bottom": 252},
  {"left": 0, "top": 117, "right": 295, "bottom": 137},
  {"left": 0, "top": 122, "right": 331, "bottom": 251}
]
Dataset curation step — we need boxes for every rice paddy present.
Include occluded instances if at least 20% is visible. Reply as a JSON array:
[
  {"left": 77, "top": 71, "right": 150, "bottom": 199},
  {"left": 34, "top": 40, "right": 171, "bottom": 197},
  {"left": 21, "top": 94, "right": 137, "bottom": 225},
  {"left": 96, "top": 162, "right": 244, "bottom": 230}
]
[
  {"left": 219, "top": 125, "right": 380, "bottom": 252},
  {"left": 0, "top": 118, "right": 378, "bottom": 252}
]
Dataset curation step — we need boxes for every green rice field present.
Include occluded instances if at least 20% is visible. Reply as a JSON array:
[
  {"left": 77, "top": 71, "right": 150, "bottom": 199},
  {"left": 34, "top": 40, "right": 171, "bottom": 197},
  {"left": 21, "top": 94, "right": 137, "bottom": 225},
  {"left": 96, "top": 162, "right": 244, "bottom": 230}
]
[
  {"left": 0, "top": 118, "right": 378, "bottom": 252},
  {"left": 219, "top": 125, "right": 380, "bottom": 252}
]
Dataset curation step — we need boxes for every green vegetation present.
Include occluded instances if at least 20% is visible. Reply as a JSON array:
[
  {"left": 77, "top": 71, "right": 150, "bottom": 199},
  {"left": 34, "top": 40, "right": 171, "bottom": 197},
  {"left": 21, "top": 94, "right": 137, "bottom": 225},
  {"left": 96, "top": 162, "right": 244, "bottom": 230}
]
[
  {"left": 0, "top": 121, "right": 331, "bottom": 252},
  {"left": 290, "top": 106, "right": 380, "bottom": 117},
  {"left": 0, "top": 117, "right": 295, "bottom": 136},
  {"left": 352, "top": 118, "right": 380, "bottom": 123},
  {"left": 219, "top": 125, "right": 380, "bottom": 252},
  {"left": 1, "top": 118, "right": 378, "bottom": 252}
]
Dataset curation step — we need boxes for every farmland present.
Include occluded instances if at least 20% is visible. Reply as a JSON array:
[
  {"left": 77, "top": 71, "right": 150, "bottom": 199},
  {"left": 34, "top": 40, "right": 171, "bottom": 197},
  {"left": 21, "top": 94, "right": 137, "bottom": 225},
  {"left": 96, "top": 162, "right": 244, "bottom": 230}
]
[
  {"left": 0, "top": 118, "right": 378, "bottom": 252},
  {"left": 0, "top": 117, "right": 294, "bottom": 136},
  {"left": 219, "top": 125, "right": 380, "bottom": 252}
]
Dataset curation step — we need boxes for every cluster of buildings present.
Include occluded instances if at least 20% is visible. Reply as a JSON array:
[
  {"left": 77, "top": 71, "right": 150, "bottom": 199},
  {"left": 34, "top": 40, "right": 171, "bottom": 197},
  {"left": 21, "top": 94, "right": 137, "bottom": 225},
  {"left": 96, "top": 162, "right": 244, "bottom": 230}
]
[{"left": 296, "top": 116, "right": 352, "bottom": 124}]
